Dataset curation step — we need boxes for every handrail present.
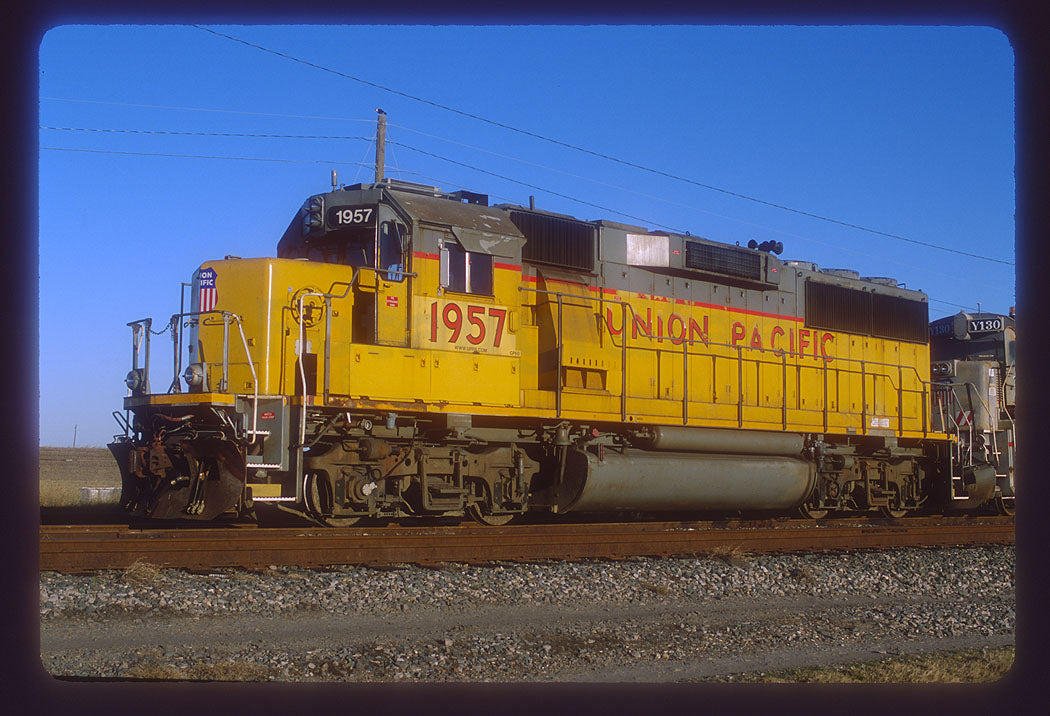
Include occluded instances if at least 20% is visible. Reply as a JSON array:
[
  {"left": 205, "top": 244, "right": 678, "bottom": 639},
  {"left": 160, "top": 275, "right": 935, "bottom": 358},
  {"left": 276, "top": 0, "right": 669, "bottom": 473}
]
[
  {"left": 127, "top": 317, "right": 153, "bottom": 395},
  {"left": 518, "top": 282, "right": 934, "bottom": 433},
  {"left": 191, "top": 310, "right": 261, "bottom": 445},
  {"left": 127, "top": 309, "right": 261, "bottom": 445},
  {"left": 517, "top": 283, "right": 931, "bottom": 382},
  {"left": 294, "top": 263, "right": 419, "bottom": 411},
  {"left": 296, "top": 275, "right": 357, "bottom": 447},
  {"left": 290, "top": 264, "right": 418, "bottom": 505}
]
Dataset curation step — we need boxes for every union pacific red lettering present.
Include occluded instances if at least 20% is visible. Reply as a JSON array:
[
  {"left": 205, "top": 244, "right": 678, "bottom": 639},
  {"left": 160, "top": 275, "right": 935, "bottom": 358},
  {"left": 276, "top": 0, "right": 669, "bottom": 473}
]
[
  {"left": 771, "top": 326, "right": 786, "bottom": 356},
  {"left": 689, "top": 316, "right": 709, "bottom": 345},
  {"left": 656, "top": 315, "right": 664, "bottom": 343},
  {"left": 632, "top": 308, "right": 652, "bottom": 339},
  {"left": 798, "top": 329, "right": 810, "bottom": 356},
  {"left": 820, "top": 332, "right": 835, "bottom": 361},
  {"left": 603, "top": 307, "right": 623, "bottom": 336},
  {"left": 750, "top": 325, "right": 763, "bottom": 349},
  {"left": 731, "top": 322, "right": 746, "bottom": 345},
  {"left": 668, "top": 314, "right": 685, "bottom": 345}
]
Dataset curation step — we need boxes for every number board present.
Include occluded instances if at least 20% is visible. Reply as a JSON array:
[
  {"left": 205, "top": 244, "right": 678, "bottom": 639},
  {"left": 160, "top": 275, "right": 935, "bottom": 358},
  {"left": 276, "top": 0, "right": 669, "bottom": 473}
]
[
  {"left": 325, "top": 205, "right": 376, "bottom": 229},
  {"left": 416, "top": 298, "right": 520, "bottom": 356},
  {"left": 929, "top": 322, "right": 952, "bottom": 337},
  {"left": 968, "top": 318, "right": 1004, "bottom": 334}
]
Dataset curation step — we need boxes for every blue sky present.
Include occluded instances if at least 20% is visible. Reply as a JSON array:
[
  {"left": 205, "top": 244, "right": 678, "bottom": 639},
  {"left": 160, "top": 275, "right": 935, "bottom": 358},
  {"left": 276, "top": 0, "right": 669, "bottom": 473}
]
[{"left": 38, "top": 24, "right": 1015, "bottom": 447}]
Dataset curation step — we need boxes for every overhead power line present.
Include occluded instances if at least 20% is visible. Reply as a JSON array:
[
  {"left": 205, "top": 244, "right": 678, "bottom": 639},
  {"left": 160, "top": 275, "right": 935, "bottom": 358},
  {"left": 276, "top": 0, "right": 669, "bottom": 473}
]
[
  {"left": 192, "top": 25, "right": 1014, "bottom": 268},
  {"left": 41, "top": 126, "right": 372, "bottom": 142},
  {"left": 39, "top": 126, "right": 680, "bottom": 231},
  {"left": 38, "top": 144, "right": 676, "bottom": 230},
  {"left": 38, "top": 125, "right": 1009, "bottom": 293},
  {"left": 41, "top": 143, "right": 1005, "bottom": 310},
  {"left": 36, "top": 109, "right": 1018, "bottom": 276},
  {"left": 42, "top": 145, "right": 377, "bottom": 168},
  {"left": 40, "top": 96, "right": 376, "bottom": 124}
]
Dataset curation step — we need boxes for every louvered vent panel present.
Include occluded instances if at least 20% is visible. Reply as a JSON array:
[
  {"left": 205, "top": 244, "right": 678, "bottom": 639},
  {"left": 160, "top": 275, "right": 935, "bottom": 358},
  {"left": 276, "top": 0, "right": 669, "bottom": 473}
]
[
  {"left": 684, "top": 241, "right": 762, "bottom": 280},
  {"left": 806, "top": 280, "right": 928, "bottom": 343},
  {"left": 511, "top": 211, "right": 595, "bottom": 272},
  {"left": 806, "top": 281, "right": 872, "bottom": 335},
  {"left": 873, "top": 293, "right": 929, "bottom": 343}
]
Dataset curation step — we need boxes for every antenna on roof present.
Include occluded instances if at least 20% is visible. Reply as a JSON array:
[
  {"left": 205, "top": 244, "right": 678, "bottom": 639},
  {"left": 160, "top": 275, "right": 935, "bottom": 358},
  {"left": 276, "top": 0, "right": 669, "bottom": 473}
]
[{"left": 375, "top": 109, "right": 386, "bottom": 184}]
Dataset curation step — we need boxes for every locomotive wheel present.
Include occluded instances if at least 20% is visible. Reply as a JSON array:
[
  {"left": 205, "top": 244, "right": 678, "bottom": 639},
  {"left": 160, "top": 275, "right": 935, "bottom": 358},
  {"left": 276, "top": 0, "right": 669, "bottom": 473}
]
[
  {"left": 304, "top": 472, "right": 361, "bottom": 527},
  {"left": 879, "top": 506, "right": 909, "bottom": 519},
  {"left": 879, "top": 487, "right": 909, "bottom": 519},
  {"left": 467, "top": 503, "right": 516, "bottom": 526},
  {"left": 994, "top": 494, "right": 1015, "bottom": 517},
  {"left": 797, "top": 502, "right": 828, "bottom": 520}
]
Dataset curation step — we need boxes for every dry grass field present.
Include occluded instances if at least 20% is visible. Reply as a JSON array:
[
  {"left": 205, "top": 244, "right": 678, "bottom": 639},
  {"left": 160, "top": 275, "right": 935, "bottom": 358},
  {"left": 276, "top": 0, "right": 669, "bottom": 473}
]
[{"left": 39, "top": 447, "right": 122, "bottom": 507}]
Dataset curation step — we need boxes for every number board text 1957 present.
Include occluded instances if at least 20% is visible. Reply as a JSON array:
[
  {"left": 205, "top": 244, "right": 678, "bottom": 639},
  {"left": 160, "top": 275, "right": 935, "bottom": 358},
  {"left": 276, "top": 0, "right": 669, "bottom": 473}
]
[{"left": 325, "top": 205, "right": 376, "bottom": 229}]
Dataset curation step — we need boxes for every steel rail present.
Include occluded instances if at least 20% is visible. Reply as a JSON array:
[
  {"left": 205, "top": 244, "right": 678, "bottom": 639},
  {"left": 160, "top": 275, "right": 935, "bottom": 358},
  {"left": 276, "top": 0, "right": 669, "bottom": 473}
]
[{"left": 39, "top": 517, "right": 1013, "bottom": 573}]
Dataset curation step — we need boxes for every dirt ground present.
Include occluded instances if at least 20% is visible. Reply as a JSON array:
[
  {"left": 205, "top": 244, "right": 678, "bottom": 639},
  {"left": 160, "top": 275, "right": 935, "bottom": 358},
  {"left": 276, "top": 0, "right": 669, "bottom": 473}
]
[
  {"left": 39, "top": 447, "right": 122, "bottom": 486},
  {"left": 39, "top": 447, "right": 122, "bottom": 510},
  {"left": 38, "top": 593, "right": 1015, "bottom": 683}
]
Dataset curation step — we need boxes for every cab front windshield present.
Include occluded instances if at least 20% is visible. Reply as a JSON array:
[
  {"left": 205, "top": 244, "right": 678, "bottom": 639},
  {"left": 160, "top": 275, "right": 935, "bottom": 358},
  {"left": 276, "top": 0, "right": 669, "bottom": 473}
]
[
  {"left": 283, "top": 225, "right": 375, "bottom": 267},
  {"left": 280, "top": 223, "right": 404, "bottom": 282}
]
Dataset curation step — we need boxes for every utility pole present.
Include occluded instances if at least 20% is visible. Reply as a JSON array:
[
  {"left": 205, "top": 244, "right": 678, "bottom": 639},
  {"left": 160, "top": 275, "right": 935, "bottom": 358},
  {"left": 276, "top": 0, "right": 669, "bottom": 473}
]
[
  {"left": 73, "top": 424, "right": 77, "bottom": 448},
  {"left": 375, "top": 108, "right": 386, "bottom": 184}
]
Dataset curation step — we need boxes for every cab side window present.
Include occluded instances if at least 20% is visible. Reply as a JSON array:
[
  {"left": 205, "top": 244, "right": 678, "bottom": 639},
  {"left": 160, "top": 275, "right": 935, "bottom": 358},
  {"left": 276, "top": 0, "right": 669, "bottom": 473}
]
[
  {"left": 440, "top": 238, "right": 493, "bottom": 296},
  {"left": 379, "top": 221, "right": 405, "bottom": 281}
]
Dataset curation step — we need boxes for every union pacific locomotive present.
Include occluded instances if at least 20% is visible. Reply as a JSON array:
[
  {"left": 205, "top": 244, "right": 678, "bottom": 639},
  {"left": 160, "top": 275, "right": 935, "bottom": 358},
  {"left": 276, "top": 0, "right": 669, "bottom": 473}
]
[{"left": 109, "top": 176, "right": 1014, "bottom": 524}]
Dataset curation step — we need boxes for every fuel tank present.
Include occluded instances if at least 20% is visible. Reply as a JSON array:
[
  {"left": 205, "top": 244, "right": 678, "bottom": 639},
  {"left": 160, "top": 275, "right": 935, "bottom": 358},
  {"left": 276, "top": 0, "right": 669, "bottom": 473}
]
[{"left": 553, "top": 449, "right": 815, "bottom": 513}]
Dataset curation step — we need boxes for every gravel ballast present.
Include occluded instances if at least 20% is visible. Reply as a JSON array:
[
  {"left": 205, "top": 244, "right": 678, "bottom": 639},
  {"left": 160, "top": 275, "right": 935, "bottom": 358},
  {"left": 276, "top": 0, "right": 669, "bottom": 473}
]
[{"left": 39, "top": 545, "right": 1015, "bottom": 682}]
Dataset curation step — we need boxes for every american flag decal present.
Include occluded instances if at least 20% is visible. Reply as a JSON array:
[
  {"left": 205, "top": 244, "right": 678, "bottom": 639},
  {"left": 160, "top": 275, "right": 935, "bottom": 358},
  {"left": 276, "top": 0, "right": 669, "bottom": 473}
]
[{"left": 198, "top": 267, "right": 217, "bottom": 312}]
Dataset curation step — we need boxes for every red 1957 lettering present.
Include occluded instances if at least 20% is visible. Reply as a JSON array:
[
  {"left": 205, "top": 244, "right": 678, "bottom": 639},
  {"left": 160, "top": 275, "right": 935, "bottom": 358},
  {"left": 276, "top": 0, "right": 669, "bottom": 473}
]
[
  {"left": 442, "top": 303, "right": 463, "bottom": 343},
  {"left": 466, "top": 306, "right": 486, "bottom": 345},
  {"left": 488, "top": 308, "right": 506, "bottom": 347},
  {"left": 429, "top": 301, "right": 510, "bottom": 350}
]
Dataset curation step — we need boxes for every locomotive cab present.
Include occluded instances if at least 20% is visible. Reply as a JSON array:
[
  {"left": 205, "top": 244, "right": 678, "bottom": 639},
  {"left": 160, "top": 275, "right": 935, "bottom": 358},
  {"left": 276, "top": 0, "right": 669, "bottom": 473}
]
[
  {"left": 278, "top": 185, "right": 411, "bottom": 346},
  {"left": 929, "top": 311, "right": 1016, "bottom": 514}
]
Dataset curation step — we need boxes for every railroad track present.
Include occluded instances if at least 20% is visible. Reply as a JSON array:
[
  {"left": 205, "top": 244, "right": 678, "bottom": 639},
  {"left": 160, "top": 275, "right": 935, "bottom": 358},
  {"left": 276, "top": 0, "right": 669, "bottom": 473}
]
[{"left": 39, "top": 516, "right": 1014, "bottom": 573}]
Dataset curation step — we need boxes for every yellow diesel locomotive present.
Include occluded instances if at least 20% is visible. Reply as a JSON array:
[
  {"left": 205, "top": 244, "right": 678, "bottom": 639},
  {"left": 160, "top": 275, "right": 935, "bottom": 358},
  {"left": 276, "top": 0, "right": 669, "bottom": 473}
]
[{"left": 109, "top": 178, "right": 1003, "bottom": 524}]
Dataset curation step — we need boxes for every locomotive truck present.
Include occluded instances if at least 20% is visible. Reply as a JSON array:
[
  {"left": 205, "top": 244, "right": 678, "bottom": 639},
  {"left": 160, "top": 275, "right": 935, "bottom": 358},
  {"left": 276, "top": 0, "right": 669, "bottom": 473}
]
[{"left": 108, "top": 177, "right": 1011, "bottom": 524}]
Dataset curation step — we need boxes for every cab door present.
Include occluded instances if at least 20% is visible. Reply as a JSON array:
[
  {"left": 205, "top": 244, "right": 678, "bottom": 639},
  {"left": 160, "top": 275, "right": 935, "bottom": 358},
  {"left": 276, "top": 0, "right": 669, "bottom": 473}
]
[{"left": 374, "top": 218, "right": 410, "bottom": 346}]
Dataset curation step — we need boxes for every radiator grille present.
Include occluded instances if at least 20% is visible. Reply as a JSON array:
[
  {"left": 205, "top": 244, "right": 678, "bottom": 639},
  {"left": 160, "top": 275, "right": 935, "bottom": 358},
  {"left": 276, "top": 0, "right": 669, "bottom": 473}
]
[
  {"left": 685, "top": 241, "right": 762, "bottom": 280},
  {"left": 872, "top": 292, "right": 929, "bottom": 343},
  {"left": 511, "top": 211, "right": 595, "bottom": 272},
  {"left": 806, "top": 280, "right": 928, "bottom": 343},
  {"left": 806, "top": 281, "right": 872, "bottom": 335}
]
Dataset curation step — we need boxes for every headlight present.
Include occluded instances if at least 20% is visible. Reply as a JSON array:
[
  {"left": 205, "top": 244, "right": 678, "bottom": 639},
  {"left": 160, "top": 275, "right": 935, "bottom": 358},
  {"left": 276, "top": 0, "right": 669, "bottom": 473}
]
[
  {"left": 931, "top": 362, "right": 953, "bottom": 378},
  {"left": 125, "top": 369, "right": 143, "bottom": 391},
  {"left": 182, "top": 363, "right": 205, "bottom": 388}
]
